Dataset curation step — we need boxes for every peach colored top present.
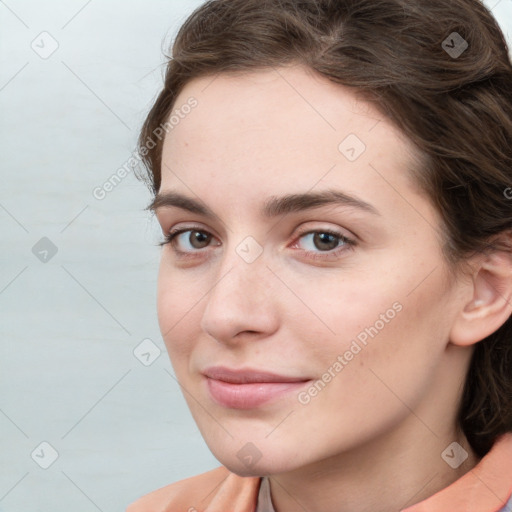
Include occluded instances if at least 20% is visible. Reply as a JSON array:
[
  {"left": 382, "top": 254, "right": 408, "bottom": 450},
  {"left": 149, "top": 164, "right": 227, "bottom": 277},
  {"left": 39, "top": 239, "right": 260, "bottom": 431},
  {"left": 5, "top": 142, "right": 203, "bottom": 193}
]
[{"left": 127, "top": 432, "right": 512, "bottom": 512}]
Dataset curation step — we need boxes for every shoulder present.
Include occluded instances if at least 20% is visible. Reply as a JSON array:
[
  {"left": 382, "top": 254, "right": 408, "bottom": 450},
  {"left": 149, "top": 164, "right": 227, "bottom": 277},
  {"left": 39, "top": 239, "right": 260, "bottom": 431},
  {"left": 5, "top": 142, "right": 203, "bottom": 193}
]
[{"left": 126, "top": 465, "right": 261, "bottom": 512}]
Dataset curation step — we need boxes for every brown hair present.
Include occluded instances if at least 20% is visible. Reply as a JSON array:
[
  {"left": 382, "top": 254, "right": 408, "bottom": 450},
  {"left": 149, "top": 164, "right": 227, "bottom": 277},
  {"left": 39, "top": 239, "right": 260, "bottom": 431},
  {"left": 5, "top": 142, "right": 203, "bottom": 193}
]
[{"left": 136, "top": 0, "right": 512, "bottom": 458}]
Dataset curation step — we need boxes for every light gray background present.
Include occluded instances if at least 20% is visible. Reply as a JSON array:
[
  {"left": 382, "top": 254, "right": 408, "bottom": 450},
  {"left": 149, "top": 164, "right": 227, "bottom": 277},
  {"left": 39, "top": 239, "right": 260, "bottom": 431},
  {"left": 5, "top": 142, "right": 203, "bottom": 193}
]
[{"left": 1, "top": 1, "right": 511, "bottom": 511}]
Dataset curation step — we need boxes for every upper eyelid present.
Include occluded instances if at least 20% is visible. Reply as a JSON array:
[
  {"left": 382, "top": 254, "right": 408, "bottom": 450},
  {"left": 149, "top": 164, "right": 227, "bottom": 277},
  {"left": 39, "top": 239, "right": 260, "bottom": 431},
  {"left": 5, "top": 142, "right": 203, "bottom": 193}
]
[
  {"left": 156, "top": 206, "right": 363, "bottom": 236},
  {"left": 168, "top": 223, "right": 351, "bottom": 237},
  {"left": 167, "top": 225, "right": 355, "bottom": 247}
]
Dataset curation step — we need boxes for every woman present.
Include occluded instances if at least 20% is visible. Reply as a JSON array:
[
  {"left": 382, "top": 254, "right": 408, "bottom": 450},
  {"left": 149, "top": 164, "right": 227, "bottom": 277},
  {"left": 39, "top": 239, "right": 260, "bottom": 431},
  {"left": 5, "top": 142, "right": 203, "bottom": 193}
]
[{"left": 128, "top": 0, "right": 512, "bottom": 510}]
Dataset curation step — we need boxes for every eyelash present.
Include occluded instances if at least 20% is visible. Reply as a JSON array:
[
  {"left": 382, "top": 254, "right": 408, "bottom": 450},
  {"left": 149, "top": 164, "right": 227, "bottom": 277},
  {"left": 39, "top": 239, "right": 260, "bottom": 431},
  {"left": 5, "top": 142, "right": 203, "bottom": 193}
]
[{"left": 158, "top": 225, "right": 356, "bottom": 261}]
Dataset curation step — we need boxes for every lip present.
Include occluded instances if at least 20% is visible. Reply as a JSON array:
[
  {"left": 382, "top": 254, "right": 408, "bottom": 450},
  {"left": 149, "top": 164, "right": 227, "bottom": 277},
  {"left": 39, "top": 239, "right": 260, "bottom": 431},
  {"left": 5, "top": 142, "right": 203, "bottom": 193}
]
[{"left": 202, "top": 366, "right": 312, "bottom": 409}]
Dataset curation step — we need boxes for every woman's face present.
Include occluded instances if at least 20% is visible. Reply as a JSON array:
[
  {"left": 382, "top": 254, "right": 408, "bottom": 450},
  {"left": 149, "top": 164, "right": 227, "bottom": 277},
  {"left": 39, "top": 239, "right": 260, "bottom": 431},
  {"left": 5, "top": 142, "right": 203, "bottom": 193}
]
[{"left": 153, "top": 64, "right": 466, "bottom": 476}]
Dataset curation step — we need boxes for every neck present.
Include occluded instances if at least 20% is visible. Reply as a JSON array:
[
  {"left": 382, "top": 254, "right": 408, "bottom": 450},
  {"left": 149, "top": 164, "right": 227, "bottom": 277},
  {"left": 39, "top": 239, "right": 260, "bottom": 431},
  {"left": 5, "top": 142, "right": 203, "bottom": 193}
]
[
  {"left": 267, "top": 420, "right": 480, "bottom": 512},
  {"left": 263, "top": 340, "right": 482, "bottom": 512}
]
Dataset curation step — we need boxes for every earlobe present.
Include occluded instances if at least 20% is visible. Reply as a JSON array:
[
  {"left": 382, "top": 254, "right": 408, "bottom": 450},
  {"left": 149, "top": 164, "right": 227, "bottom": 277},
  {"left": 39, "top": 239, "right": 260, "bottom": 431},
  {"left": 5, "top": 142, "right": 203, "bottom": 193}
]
[{"left": 449, "top": 249, "right": 512, "bottom": 347}]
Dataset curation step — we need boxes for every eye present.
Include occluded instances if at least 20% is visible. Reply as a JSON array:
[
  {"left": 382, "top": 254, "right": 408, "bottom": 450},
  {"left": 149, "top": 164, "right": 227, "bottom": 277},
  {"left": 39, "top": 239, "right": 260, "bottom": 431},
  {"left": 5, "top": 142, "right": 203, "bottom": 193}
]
[
  {"left": 292, "top": 228, "right": 356, "bottom": 260},
  {"left": 159, "top": 225, "right": 356, "bottom": 261},
  {"left": 159, "top": 226, "right": 218, "bottom": 254}
]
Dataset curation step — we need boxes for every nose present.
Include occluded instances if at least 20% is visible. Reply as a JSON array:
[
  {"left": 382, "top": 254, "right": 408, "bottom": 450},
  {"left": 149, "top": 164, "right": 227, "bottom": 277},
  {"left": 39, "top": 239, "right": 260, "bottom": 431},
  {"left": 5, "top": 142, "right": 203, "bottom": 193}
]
[{"left": 199, "top": 245, "right": 279, "bottom": 345}]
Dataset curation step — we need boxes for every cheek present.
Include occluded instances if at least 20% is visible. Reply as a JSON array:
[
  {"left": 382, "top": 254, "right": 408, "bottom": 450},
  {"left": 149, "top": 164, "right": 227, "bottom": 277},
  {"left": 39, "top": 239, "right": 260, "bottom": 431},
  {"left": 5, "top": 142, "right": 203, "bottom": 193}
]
[
  {"left": 300, "top": 273, "right": 453, "bottom": 417},
  {"left": 156, "top": 260, "right": 199, "bottom": 360},
  {"left": 278, "top": 268, "right": 402, "bottom": 349},
  {"left": 285, "top": 255, "right": 452, "bottom": 376}
]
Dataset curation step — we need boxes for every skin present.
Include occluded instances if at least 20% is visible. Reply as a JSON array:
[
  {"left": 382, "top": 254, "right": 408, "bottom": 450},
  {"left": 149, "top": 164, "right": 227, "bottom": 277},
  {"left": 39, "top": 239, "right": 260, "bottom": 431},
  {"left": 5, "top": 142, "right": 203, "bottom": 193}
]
[{"left": 152, "top": 64, "right": 511, "bottom": 512}]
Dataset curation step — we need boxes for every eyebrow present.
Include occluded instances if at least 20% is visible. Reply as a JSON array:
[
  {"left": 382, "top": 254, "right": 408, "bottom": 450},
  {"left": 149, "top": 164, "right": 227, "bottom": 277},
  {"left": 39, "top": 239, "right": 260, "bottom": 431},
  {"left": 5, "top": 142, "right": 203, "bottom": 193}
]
[{"left": 146, "top": 189, "right": 380, "bottom": 218}]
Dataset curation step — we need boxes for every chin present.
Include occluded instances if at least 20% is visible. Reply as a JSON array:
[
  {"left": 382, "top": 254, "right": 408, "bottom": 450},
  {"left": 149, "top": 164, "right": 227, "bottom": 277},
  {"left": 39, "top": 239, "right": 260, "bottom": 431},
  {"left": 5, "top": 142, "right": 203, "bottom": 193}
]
[{"left": 213, "top": 447, "right": 303, "bottom": 478}]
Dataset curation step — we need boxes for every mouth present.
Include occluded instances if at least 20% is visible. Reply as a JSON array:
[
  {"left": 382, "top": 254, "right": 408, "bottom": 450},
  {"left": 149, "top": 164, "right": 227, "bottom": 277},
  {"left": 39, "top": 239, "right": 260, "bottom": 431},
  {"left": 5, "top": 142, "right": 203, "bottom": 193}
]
[{"left": 202, "top": 366, "right": 313, "bottom": 409}]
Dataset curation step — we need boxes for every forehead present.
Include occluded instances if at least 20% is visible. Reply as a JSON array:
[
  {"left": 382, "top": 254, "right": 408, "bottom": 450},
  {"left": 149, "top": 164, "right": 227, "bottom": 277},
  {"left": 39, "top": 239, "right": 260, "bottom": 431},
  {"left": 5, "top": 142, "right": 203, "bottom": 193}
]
[{"left": 160, "top": 64, "right": 424, "bottom": 219}]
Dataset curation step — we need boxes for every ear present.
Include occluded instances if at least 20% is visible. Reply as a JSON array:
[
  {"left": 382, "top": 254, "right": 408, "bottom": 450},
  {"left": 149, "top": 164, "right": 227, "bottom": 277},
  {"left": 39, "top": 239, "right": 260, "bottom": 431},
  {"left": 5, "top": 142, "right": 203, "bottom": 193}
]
[{"left": 449, "top": 247, "right": 512, "bottom": 347}]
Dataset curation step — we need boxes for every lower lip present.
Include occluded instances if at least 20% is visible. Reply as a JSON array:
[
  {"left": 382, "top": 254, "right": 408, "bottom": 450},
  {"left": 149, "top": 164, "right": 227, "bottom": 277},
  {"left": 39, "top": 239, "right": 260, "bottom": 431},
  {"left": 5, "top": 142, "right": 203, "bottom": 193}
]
[{"left": 205, "top": 377, "right": 311, "bottom": 409}]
